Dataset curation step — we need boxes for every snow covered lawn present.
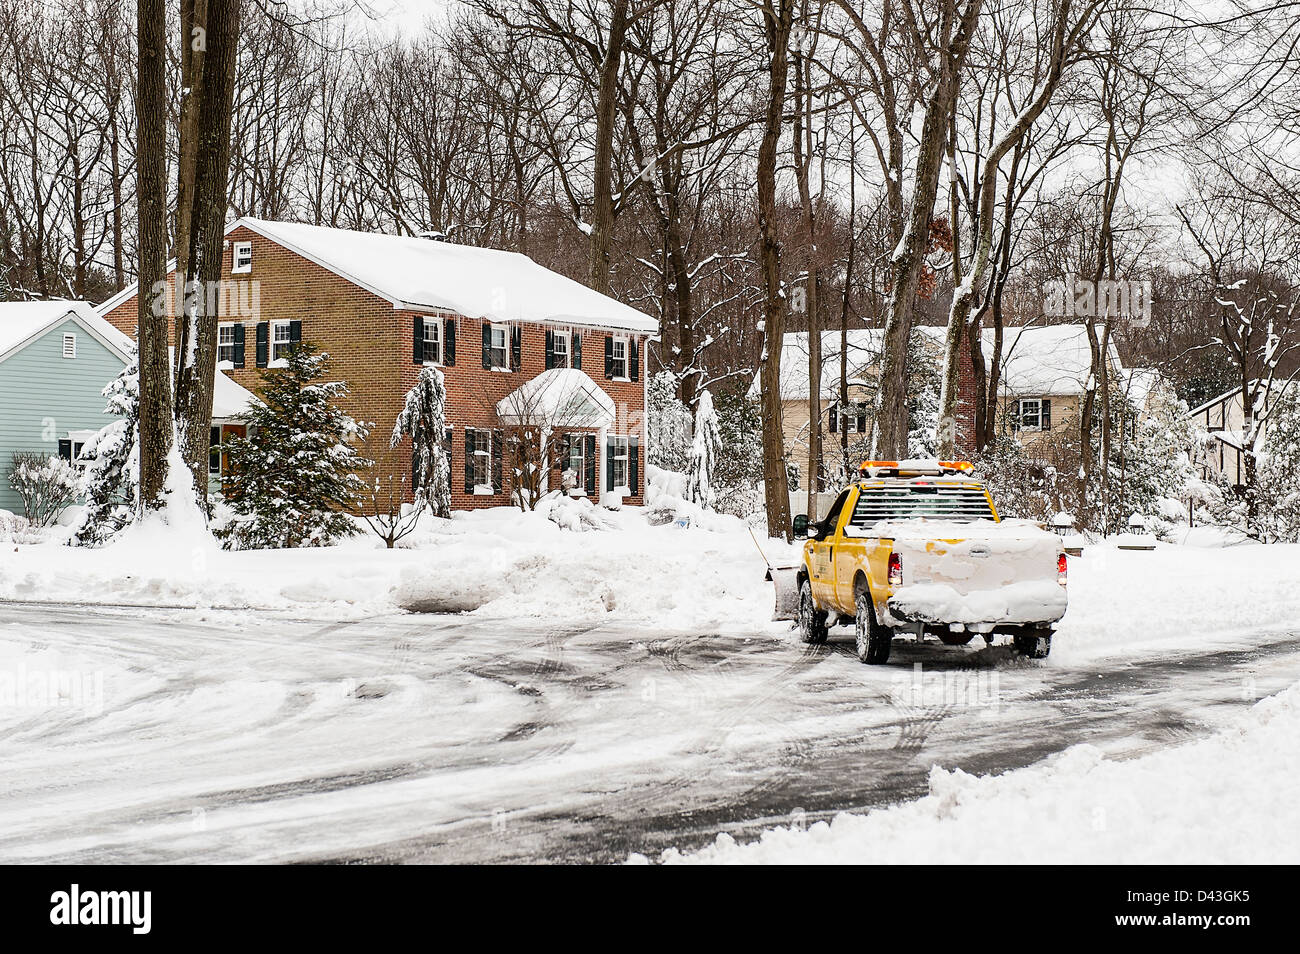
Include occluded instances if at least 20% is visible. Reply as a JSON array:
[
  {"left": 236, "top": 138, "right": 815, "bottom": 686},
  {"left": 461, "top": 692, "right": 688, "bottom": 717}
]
[
  {"left": 3, "top": 503, "right": 1299, "bottom": 658},
  {"left": 649, "top": 679, "right": 1300, "bottom": 864}
]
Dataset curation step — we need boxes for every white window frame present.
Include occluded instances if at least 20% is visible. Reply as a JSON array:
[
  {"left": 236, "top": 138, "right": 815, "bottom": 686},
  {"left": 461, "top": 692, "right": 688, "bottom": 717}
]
[
  {"left": 232, "top": 241, "right": 253, "bottom": 274},
  {"left": 270, "top": 320, "right": 292, "bottom": 367},
  {"left": 422, "top": 317, "right": 442, "bottom": 365},
  {"left": 489, "top": 324, "right": 509, "bottom": 371},
  {"left": 470, "top": 428, "right": 493, "bottom": 494},
  {"left": 1018, "top": 398, "right": 1043, "bottom": 432},
  {"left": 610, "top": 335, "right": 629, "bottom": 380},
  {"left": 62, "top": 333, "right": 77, "bottom": 359},
  {"left": 566, "top": 434, "right": 587, "bottom": 496},
  {"left": 217, "top": 322, "right": 237, "bottom": 368},
  {"left": 552, "top": 331, "right": 570, "bottom": 367},
  {"left": 609, "top": 435, "right": 630, "bottom": 491}
]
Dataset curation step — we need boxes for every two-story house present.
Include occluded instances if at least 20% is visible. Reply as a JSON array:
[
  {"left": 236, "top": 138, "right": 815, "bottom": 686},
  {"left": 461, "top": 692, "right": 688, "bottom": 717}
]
[{"left": 98, "top": 218, "right": 658, "bottom": 510}]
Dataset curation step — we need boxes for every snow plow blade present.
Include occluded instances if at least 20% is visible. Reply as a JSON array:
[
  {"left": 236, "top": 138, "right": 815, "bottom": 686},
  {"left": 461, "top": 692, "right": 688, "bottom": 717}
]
[{"left": 767, "top": 565, "right": 801, "bottom": 621}]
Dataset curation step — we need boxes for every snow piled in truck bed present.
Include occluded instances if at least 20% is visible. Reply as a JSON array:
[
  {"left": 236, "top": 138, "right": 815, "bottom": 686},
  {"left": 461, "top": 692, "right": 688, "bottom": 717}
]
[
  {"left": 887, "top": 580, "right": 1066, "bottom": 625},
  {"left": 647, "top": 680, "right": 1300, "bottom": 864}
]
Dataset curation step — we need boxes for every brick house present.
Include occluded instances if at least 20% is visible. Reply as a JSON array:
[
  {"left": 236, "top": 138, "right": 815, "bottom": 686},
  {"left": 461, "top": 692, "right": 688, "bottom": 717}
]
[{"left": 97, "top": 218, "right": 658, "bottom": 510}]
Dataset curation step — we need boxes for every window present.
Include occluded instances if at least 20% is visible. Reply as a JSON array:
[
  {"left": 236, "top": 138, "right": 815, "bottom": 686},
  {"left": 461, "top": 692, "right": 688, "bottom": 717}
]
[
  {"left": 552, "top": 332, "right": 569, "bottom": 367},
  {"left": 609, "top": 435, "right": 629, "bottom": 490},
  {"left": 488, "top": 324, "right": 508, "bottom": 370},
  {"left": 217, "top": 324, "right": 237, "bottom": 365},
  {"left": 470, "top": 428, "right": 492, "bottom": 492},
  {"left": 59, "top": 433, "right": 92, "bottom": 469},
  {"left": 610, "top": 336, "right": 628, "bottom": 379},
  {"left": 62, "top": 333, "right": 76, "bottom": 359},
  {"left": 232, "top": 242, "right": 252, "bottom": 273},
  {"left": 272, "top": 321, "right": 293, "bottom": 364},
  {"left": 1017, "top": 398, "right": 1043, "bottom": 431},
  {"left": 422, "top": 317, "right": 441, "bottom": 364}
]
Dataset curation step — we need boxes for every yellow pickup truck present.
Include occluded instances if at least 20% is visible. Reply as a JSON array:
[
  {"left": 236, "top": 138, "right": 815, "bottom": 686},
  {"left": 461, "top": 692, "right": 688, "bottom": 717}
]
[{"left": 790, "top": 461, "right": 1068, "bottom": 664}]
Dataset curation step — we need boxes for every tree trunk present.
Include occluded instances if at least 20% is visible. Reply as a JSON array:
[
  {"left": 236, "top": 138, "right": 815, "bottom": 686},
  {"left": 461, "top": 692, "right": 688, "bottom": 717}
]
[
  {"left": 175, "top": 0, "right": 241, "bottom": 508},
  {"left": 873, "top": 0, "right": 982, "bottom": 458},
  {"left": 757, "top": 0, "right": 794, "bottom": 540},
  {"left": 136, "top": 0, "right": 172, "bottom": 512},
  {"left": 588, "top": 0, "right": 629, "bottom": 295}
]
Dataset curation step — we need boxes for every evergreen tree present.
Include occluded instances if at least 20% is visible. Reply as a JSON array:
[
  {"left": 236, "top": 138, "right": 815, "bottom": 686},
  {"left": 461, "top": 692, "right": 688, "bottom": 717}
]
[
  {"left": 391, "top": 365, "right": 451, "bottom": 519},
  {"left": 684, "top": 388, "right": 723, "bottom": 510},
  {"left": 72, "top": 357, "right": 141, "bottom": 547},
  {"left": 647, "top": 371, "right": 693, "bottom": 473},
  {"left": 216, "top": 344, "right": 371, "bottom": 549}
]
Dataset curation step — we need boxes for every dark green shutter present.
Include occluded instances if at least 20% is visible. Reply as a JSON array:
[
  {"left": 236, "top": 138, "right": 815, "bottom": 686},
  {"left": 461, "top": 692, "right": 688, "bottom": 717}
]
[
  {"left": 233, "top": 323, "right": 245, "bottom": 368},
  {"left": 58, "top": 438, "right": 72, "bottom": 461},
  {"left": 1041, "top": 399, "right": 1052, "bottom": 430},
  {"left": 481, "top": 323, "right": 492, "bottom": 369},
  {"left": 464, "top": 429, "right": 474, "bottom": 493},
  {"left": 604, "top": 335, "right": 613, "bottom": 378},
  {"left": 255, "top": 322, "right": 268, "bottom": 367},
  {"left": 572, "top": 332, "right": 582, "bottom": 369},
  {"left": 605, "top": 435, "right": 616, "bottom": 491},
  {"left": 510, "top": 326, "right": 522, "bottom": 371},
  {"left": 413, "top": 315, "right": 424, "bottom": 364},
  {"left": 289, "top": 320, "right": 302, "bottom": 346},
  {"left": 444, "top": 319, "right": 455, "bottom": 366},
  {"left": 491, "top": 429, "right": 503, "bottom": 491},
  {"left": 559, "top": 434, "right": 571, "bottom": 472},
  {"left": 629, "top": 338, "right": 639, "bottom": 381},
  {"left": 584, "top": 435, "right": 596, "bottom": 495},
  {"left": 828, "top": 403, "right": 837, "bottom": 433},
  {"left": 857, "top": 408, "right": 867, "bottom": 433},
  {"left": 629, "top": 435, "right": 639, "bottom": 496},
  {"left": 545, "top": 329, "right": 555, "bottom": 370}
]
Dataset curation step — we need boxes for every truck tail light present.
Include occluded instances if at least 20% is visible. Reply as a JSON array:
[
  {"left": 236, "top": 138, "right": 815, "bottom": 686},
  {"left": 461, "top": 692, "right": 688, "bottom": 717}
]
[
  {"left": 888, "top": 552, "right": 903, "bottom": 586},
  {"left": 1058, "top": 552, "right": 1068, "bottom": 587}
]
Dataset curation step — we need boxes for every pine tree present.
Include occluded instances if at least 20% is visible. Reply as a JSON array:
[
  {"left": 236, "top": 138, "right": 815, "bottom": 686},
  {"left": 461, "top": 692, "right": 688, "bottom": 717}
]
[
  {"left": 391, "top": 365, "right": 451, "bottom": 519},
  {"left": 216, "top": 344, "right": 371, "bottom": 549},
  {"left": 72, "top": 357, "right": 141, "bottom": 547},
  {"left": 684, "top": 389, "right": 723, "bottom": 510}
]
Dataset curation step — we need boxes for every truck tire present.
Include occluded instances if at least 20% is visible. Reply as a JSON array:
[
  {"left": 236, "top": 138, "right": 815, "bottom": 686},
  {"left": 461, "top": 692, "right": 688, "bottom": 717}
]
[
  {"left": 797, "top": 579, "right": 829, "bottom": 644},
  {"left": 1014, "top": 630, "right": 1052, "bottom": 659},
  {"left": 854, "top": 589, "right": 892, "bottom": 664}
]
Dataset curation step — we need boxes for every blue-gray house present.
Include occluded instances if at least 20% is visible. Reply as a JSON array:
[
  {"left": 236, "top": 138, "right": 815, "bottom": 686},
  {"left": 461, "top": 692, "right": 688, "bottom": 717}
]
[{"left": 0, "top": 301, "right": 134, "bottom": 514}]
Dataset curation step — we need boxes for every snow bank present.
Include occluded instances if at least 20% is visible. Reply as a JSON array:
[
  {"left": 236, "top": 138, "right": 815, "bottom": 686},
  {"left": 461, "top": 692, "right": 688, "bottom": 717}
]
[{"left": 645, "top": 680, "right": 1300, "bottom": 864}]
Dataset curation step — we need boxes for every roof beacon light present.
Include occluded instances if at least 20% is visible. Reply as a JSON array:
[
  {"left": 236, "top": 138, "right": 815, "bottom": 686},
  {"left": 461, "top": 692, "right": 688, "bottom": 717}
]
[{"left": 859, "top": 459, "right": 974, "bottom": 477}]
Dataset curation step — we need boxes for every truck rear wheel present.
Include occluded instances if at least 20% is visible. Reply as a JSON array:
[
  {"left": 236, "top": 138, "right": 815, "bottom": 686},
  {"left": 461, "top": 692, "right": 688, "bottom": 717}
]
[
  {"left": 854, "top": 590, "right": 892, "bottom": 664},
  {"left": 1014, "top": 630, "right": 1052, "bottom": 659},
  {"left": 797, "top": 579, "right": 828, "bottom": 645}
]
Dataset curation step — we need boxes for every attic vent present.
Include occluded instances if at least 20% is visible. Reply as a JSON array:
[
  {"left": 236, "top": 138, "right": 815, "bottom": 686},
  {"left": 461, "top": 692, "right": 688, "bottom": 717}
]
[{"left": 62, "top": 333, "right": 77, "bottom": 359}]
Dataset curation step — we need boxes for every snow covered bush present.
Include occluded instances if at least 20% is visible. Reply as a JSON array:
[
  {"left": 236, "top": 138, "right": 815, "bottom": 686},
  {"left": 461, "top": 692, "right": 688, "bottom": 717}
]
[
  {"left": 7, "top": 452, "right": 82, "bottom": 529},
  {"left": 974, "top": 436, "right": 1061, "bottom": 523},
  {"left": 72, "top": 359, "right": 140, "bottom": 547},
  {"left": 216, "top": 344, "right": 372, "bottom": 549},
  {"left": 1103, "top": 390, "right": 1195, "bottom": 539},
  {"left": 390, "top": 365, "right": 451, "bottom": 519},
  {"left": 710, "top": 385, "right": 764, "bottom": 518},
  {"left": 547, "top": 494, "right": 619, "bottom": 532},
  {"left": 684, "top": 388, "right": 722, "bottom": 510},
  {"left": 647, "top": 371, "right": 693, "bottom": 473}
]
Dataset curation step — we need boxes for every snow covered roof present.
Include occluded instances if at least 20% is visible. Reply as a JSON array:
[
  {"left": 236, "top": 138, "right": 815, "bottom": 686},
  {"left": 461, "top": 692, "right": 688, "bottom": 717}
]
[
  {"left": 762, "top": 328, "right": 946, "bottom": 400},
  {"left": 992, "top": 325, "right": 1122, "bottom": 397},
  {"left": 212, "top": 371, "right": 259, "bottom": 421},
  {"left": 246, "top": 218, "right": 658, "bottom": 333},
  {"left": 495, "top": 367, "right": 615, "bottom": 428},
  {"left": 0, "top": 300, "right": 133, "bottom": 364}
]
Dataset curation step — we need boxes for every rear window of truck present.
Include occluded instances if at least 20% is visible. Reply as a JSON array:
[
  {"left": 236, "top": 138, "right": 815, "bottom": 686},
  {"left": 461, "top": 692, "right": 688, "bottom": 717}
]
[{"left": 849, "top": 483, "right": 996, "bottom": 526}]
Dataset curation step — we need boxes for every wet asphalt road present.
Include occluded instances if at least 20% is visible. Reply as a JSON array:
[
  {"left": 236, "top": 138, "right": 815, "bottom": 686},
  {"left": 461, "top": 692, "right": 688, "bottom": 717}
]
[{"left": 1, "top": 601, "right": 1296, "bottom": 864}]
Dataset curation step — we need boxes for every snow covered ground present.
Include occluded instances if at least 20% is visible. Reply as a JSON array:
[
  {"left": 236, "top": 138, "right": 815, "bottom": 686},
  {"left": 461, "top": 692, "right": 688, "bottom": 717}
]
[
  {"left": 2, "top": 502, "right": 1299, "bottom": 863},
  {"left": 651, "top": 681, "right": 1300, "bottom": 865}
]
